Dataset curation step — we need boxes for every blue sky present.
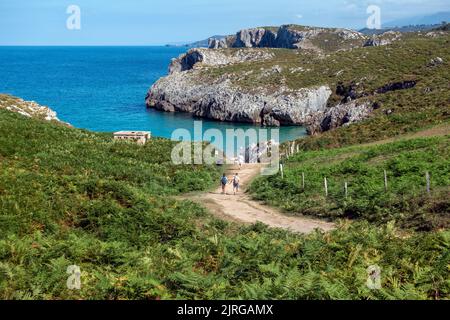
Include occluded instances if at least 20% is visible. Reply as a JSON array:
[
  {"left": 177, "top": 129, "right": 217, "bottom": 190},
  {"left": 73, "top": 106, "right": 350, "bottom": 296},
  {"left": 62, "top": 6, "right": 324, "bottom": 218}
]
[{"left": 0, "top": 0, "right": 448, "bottom": 45}]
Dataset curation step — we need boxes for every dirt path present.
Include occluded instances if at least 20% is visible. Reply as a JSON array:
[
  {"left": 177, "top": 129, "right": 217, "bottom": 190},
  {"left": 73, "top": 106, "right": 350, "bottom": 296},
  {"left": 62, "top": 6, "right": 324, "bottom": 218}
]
[
  {"left": 185, "top": 124, "right": 449, "bottom": 234},
  {"left": 188, "top": 164, "right": 335, "bottom": 234}
]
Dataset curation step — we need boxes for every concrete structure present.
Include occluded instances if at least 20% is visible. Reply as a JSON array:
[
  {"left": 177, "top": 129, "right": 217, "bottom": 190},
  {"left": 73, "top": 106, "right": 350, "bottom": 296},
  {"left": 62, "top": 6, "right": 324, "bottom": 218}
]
[{"left": 113, "top": 131, "right": 151, "bottom": 145}]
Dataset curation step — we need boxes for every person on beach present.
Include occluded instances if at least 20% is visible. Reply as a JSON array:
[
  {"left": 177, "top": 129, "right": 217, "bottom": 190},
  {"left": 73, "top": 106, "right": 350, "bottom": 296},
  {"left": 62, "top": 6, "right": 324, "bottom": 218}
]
[
  {"left": 221, "top": 174, "right": 228, "bottom": 194},
  {"left": 232, "top": 173, "right": 240, "bottom": 195}
]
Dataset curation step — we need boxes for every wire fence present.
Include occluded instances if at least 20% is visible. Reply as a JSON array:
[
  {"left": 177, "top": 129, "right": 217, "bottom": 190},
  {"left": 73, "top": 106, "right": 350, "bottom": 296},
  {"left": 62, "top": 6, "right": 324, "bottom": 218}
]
[
  {"left": 278, "top": 140, "right": 438, "bottom": 197},
  {"left": 277, "top": 164, "right": 436, "bottom": 198}
]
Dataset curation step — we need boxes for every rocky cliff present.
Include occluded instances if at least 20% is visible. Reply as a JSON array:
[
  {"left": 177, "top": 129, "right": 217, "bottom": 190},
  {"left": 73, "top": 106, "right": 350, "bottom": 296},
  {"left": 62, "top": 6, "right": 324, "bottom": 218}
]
[
  {"left": 168, "top": 48, "right": 274, "bottom": 73},
  {"left": 147, "top": 67, "right": 332, "bottom": 126},
  {"left": 146, "top": 25, "right": 369, "bottom": 128},
  {"left": 147, "top": 46, "right": 335, "bottom": 126},
  {"left": 207, "top": 25, "right": 367, "bottom": 50},
  {"left": 0, "top": 94, "right": 70, "bottom": 126},
  {"left": 147, "top": 25, "right": 435, "bottom": 133}
]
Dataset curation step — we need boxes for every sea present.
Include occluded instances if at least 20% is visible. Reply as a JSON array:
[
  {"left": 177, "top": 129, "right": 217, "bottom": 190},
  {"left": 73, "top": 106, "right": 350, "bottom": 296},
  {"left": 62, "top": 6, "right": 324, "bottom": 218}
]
[{"left": 0, "top": 46, "right": 307, "bottom": 149}]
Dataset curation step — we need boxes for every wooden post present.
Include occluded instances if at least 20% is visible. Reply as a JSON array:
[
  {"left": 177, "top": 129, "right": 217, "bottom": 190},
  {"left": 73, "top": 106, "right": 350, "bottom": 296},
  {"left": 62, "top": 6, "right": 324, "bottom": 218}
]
[
  {"left": 280, "top": 164, "right": 284, "bottom": 179},
  {"left": 302, "top": 172, "right": 305, "bottom": 190},
  {"left": 324, "top": 177, "right": 328, "bottom": 197},
  {"left": 384, "top": 170, "right": 388, "bottom": 192},
  {"left": 426, "top": 171, "right": 431, "bottom": 195},
  {"left": 344, "top": 182, "right": 348, "bottom": 198}
]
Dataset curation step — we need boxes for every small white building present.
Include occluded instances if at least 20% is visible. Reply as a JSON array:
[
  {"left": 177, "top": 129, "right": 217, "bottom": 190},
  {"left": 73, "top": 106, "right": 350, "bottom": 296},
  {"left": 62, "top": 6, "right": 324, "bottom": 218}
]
[{"left": 113, "top": 131, "right": 151, "bottom": 145}]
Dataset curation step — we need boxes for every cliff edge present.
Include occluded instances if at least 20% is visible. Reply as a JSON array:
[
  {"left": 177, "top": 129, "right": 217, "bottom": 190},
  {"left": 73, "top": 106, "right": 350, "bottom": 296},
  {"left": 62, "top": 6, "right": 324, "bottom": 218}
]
[
  {"left": 0, "top": 94, "right": 70, "bottom": 126},
  {"left": 146, "top": 25, "right": 448, "bottom": 134}
]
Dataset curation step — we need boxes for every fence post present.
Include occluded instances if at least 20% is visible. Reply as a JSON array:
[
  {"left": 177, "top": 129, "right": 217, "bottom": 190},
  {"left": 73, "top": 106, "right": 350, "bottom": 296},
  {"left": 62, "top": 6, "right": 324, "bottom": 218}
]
[
  {"left": 280, "top": 164, "right": 284, "bottom": 179},
  {"left": 324, "top": 177, "right": 328, "bottom": 197},
  {"left": 426, "top": 171, "right": 431, "bottom": 195},
  {"left": 384, "top": 170, "right": 388, "bottom": 192},
  {"left": 344, "top": 181, "right": 348, "bottom": 198}
]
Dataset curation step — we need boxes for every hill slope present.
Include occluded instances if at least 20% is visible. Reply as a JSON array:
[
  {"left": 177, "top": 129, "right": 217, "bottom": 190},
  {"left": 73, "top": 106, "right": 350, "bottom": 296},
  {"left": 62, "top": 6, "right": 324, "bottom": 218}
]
[
  {"left": 250, "top": 132, "right": 450, "bottom": 231},
  {"left": 1, "top": 101, "right": 449, "bottom": 299}
]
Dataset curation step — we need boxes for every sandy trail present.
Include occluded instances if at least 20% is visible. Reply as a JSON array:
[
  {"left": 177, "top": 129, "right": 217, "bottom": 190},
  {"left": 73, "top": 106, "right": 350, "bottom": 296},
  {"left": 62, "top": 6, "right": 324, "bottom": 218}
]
[
  {"left": 185, "top": 124, "right": 449, "bottom": 234},
  {"left": 188, "top": 164, "right": 335, "bottom": 234}
]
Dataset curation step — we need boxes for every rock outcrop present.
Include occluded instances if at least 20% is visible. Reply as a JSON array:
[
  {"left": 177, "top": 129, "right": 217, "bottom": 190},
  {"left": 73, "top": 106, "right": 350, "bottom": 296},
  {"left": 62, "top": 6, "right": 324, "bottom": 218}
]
[
  {"left": 146, "top": 67, "right": 332, "bottom": 126},
  {"left": 146, "top": 25, "right": 413, "bottom": 131},
  {"left": 234, "top": 28, "right": 275, "bottom": 48},
  {"left": 168, "top": 48, "right": 274, "bottom": 74},
  {"left": 0, "top": 94, "right": 70, "bottom": 125},
  {"left": 208, "top": 25, "right": 366, "bottom": 49},
  {"left": 306, "top": 100, "right": 374, "bottom": 135},
  {"left": 146, "top": 26, "right": 371, "bottom": 128},
  {"left": 375, "top": 80, "right": 417, "bottom": 94},
  {"left": 208, "top": 38, "right": 228, "bottom": 49},
  {"left": 364, "top": 31, "right": 402, "bottom": 47},
  {"left": 304, "top": 78, "right": 419, "bottom": 134}
]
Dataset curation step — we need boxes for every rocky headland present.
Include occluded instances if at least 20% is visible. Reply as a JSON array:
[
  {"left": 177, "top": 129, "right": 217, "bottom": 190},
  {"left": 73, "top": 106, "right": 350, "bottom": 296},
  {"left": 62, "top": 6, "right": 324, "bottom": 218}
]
[
  {"left": 0, "top": 94, "right": 70, "bottom": 126},
  {"left": 146, "top": 24, "right": 445, "bottom": 134}
]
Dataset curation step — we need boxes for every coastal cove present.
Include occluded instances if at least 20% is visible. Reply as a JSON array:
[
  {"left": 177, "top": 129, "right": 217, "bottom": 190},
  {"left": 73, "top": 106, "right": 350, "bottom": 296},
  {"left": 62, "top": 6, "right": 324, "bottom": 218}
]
[{"left": 0, "top": 46, "right": 307, "bottom": 146}]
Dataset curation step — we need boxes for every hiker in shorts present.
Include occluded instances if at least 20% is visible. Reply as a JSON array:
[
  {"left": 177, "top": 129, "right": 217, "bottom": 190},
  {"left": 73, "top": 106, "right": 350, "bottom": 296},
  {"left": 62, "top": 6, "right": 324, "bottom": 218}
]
[
  {"left": 232, "top": 173, "right": 240, "bottom": 195},
  {"left": 221, "top": 174, "right": 228, "bottom": 194}
]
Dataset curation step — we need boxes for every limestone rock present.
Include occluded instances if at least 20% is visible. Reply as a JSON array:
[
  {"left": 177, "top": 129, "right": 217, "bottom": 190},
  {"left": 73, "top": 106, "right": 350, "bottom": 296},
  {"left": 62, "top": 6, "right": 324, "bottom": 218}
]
[
  {"left": 147, "top": 25, "right": 378, "bottom": 131},
  {"left": 428, "top": 57, "right": 444, "bottom": 67},
  {"left": 306, "top": 100, "right": 374, "bottom": 135},
  {"left": 208, "top": 38, "right": 228, "bottom": 49},
  {"left": 0, "top": 95, "right": 70, "bottom": 126},
  {"left": 364, "top": 31, "right": 401, "bottom": 47},
  {"left": 168, "top": 48, "right": 274, "bottom": 74},
  {"left": 146, "top": 69, "right": 332, "bottom": 126},
  {"left": 209, "top": 25, "right": 367, "bottom": 49}
]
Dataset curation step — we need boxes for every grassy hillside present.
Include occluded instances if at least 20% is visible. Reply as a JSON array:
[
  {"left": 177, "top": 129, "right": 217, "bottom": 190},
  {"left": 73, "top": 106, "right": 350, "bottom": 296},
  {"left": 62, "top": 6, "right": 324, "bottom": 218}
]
[
  {"left": 201, "top": 32, "right": 450, "bottom": 148},
  {"left": 250, "top": 134, "right": 449, "bottom": 231},
  {"left": 0, "top": 108, "right": 219, "bottom": 298},
  {"left": 0, "top": 107, "right": 449, "bottom": 300}
]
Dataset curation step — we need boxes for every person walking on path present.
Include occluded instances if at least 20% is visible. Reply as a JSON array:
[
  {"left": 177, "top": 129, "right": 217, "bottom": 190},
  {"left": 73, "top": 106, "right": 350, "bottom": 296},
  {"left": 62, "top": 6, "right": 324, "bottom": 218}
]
[
  {"left": 232, "top": 173, "right": 240, "bottom": 195},
  {"left": 220, "top": 174, "right": 229, "bottom": 194},
  {"left": 238, "top": 155, "right": 244, "bottom": 170}
]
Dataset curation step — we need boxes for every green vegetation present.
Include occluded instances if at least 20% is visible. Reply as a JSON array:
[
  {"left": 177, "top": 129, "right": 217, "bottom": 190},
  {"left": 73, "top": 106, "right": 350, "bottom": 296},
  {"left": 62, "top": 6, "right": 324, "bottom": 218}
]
[
  {"left": 0, "top": 108, "right": 218, "bottom": 298},
  {"left": 1, "top": 31, "right": 450, "bottom": 300},
  {"left": 308, "top": 30, "right": 364, "bottom": 52},
  {"left": 250, "top": 135, "right": 450, "bottom": 231},
  {"left": 259, "top": 26, "right": 279, "bottom": 32},
  {"left": 1, "top": 102, "right": 449, "bottom": 299},
  {"left": 204, "top": 33, "right": 449, "bottom": 95}
]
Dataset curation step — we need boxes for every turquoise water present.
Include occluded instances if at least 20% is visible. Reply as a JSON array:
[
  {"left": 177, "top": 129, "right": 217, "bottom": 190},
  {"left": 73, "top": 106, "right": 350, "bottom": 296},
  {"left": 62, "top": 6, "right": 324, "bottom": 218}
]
[{"left": 0, "top": 46, "right": 306, "bottom": 145}]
